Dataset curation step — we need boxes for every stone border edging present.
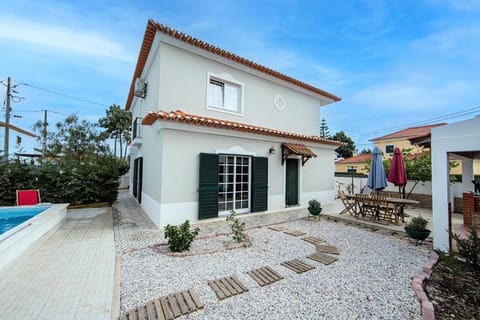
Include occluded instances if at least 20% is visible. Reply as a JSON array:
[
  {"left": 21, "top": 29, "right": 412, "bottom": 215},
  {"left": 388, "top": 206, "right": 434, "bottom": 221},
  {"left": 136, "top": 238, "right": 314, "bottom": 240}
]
[{"left": 411, "top": 251, "right": 439, "bottom": 320}]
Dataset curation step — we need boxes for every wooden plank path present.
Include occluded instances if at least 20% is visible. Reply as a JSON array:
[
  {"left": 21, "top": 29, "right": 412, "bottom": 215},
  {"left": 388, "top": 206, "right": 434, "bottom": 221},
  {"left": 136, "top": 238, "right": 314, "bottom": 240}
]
[
  {"left": 283, "top": 230, "right": 306, "bottom": 237},
  {"left": 302, "top": 236, "right": 325, "bottom": 245},
  {"left": 208, "top": 276, "right": 249, "bottom": 300},
  {"left": 247, "top": 266, "right": 284, "bottom": 286},
  {"left": 119, "top": 289, "right": 204, "bottom": 320},
  {"left": 268, "top": 225, "right": 286, "bottom": 231},
  {"left": 315, "top": 245, "right": 339, "bottom": 255},
  {"left": 280, "top": 259, "right": 315, "bottom": 274},
  {"left": 307, "top": 252, "right": 338, "bottom": 265}
]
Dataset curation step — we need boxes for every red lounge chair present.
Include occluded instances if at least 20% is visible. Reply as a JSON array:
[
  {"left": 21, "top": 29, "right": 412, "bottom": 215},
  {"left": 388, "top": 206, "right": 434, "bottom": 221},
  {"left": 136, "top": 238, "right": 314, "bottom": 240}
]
[{"left": 16, "top": 189, "right": 41, "bottom": 206}]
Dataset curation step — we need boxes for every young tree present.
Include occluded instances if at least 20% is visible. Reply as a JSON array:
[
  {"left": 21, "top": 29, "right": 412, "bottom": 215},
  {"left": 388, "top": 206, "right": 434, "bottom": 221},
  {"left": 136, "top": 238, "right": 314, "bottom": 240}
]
[
  {"left": 34, "top": 114, "right": 109, "bottom": 159},
  {"left": 99, "top": 104, "right": 132, "bottom": 159},
  {"left": 319, "top": 118, "right": 330, "bottom": 138},
  {"left": 331, "top": 131, "right": 356, "bottom": 158}
]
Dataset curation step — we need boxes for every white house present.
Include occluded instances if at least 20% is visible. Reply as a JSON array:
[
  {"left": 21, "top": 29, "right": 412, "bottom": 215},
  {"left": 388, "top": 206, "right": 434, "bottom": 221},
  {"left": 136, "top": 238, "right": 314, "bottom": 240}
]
[
  {"left": 0, "top": 121, "right": 40, "bottom": 160},
  {"left": 431, "top": 115, "right": 480, "bottom": 251},
  {"left": 126, "top": 19, "right": 343, "bottom": 227}
]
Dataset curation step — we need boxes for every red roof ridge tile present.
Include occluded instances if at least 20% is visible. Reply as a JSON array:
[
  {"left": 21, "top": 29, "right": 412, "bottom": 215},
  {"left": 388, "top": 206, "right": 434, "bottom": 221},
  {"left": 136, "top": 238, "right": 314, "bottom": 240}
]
[
  {"left": 142, "top": 110, "right": 345, "bottom": 147},
  {"left": 126, "top": 20, "right": 341, "bottom": 111},
  {"left": 370, "top": 123, "right": 447, "bottom": 141},
  {"left": 335, "top": 153, "right": 372, "bottom": 164}
]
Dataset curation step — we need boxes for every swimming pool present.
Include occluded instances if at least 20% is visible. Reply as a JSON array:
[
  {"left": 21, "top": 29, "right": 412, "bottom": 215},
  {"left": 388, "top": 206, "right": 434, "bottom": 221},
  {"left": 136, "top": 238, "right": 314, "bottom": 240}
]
[
  {"left": 0, "top": 203, "right": 68, "bottom": 272},
  {"left": 0, "top": 205, "right": 51, "bottom": 234}
]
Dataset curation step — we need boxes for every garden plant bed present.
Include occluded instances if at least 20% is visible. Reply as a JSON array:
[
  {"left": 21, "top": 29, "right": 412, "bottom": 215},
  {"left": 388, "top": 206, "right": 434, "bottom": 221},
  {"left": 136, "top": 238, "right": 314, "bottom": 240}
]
[{"left": 425, "top": 256, "right": 480, "bottom": 319}]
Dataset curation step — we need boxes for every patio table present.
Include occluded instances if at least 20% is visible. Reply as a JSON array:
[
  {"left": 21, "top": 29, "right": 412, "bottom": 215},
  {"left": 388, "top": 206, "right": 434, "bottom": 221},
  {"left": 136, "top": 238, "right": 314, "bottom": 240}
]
[{"left": 386, "top": 197, "right": 420, "bottom": 224}]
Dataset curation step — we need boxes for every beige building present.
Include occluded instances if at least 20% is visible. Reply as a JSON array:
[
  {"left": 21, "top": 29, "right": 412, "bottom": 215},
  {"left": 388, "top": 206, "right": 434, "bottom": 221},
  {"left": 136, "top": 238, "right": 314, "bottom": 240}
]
[
  {"left": 335, "top": 154, "right": 371, "bottom": 174},
  {"left": 335, "top": 123, "right": 480, "bottom": 175}
]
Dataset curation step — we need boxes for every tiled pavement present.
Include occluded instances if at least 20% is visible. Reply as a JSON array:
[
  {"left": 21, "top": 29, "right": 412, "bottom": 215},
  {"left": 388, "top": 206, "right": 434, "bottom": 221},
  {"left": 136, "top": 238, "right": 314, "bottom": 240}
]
[
  {"left": 0, "top": 208, "right": 115, "bottom": 320},
  {"left": 0, "top": 191, "right": 441, "bottom": 320}
]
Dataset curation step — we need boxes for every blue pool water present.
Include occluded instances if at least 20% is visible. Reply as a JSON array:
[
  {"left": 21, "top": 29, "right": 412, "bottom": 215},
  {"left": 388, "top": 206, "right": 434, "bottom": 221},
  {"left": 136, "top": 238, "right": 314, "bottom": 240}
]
[{"left": 0, "top": 205, "right": 51, "bottom": 235}]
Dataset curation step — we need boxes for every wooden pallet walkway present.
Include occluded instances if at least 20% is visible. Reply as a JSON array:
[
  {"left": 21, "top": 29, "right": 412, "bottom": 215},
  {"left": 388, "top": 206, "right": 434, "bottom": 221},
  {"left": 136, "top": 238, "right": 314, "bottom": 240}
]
[
  {"left": 307, "top": 252, "right": 338, "bottom": 265},
  {"left": 280, "top": 259, "right": 315, "bottom": 274},
  {"left": 283, "top": 230, "right": 306, "bottom": 237},
  {"left": 208, "top": 276, "right": 249, "bottom": 300},
  {"left": 119, "top": 288, "right": 204, "bottom": 320},
  {"left": 302, "top": 236, "right": 325, "bottom": 245},
  {"left": 315, "top": 245, "right": 339, "bottom": 255},
  {"left": 247, "top": 266, "right": 284, "bottom": 286},
  {"left": 268, "top": 225, "right": 286, "bottom": 231}
]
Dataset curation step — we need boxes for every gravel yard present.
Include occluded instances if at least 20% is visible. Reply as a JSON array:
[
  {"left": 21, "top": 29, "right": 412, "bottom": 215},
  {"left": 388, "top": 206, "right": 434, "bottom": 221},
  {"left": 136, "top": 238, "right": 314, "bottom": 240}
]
[{"left": 120, "top": 218, "right": 430, "bottom": 319}]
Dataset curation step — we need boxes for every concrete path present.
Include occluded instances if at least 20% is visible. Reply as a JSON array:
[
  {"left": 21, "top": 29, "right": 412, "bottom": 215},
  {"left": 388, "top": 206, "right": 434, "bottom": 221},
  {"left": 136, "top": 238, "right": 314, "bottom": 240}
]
[{"left": 0, "top": 207, "right": 116, "bottom": 320}]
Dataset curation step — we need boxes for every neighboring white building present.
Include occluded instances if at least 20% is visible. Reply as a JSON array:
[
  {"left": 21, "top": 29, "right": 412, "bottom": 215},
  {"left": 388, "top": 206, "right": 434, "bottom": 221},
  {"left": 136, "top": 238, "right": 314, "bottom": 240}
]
[
  {"left": 431, "top": 116, "right": 480, "bottom": 251},
  {"left": 0, "top": 121, "right": 40, "bottom": 159},
  {"left": 126, "top": 20, "right": 343, "bottom": 227}
]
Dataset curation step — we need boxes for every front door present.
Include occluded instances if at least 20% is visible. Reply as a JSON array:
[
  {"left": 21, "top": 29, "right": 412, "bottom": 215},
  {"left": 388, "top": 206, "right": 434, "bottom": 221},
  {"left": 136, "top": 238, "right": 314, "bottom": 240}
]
[
  {"left": 133, "top": 157, "right": 143, "bottom": 203},
  {"left": 285, "top": 158, "right": 299, "bottom": 206}
]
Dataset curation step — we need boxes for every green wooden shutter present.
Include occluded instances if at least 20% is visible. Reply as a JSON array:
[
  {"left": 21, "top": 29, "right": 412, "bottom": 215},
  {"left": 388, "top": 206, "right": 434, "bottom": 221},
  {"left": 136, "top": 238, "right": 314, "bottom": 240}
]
[
  {"left": 251, "top": 156, "right": 268, "bottom": 212},
  {"left": 198, "top": 153, "right": 219, "bottom": 219}
]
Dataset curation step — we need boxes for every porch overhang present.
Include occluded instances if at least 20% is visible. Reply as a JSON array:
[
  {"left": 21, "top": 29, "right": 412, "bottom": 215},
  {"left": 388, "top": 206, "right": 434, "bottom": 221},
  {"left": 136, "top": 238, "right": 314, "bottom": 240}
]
[{"left": 281, "top": 143, "right": 317, "bottom": 166}]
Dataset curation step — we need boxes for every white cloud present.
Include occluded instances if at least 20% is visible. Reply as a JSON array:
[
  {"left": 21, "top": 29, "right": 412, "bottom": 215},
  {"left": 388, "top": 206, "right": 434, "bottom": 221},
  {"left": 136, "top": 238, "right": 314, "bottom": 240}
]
[{"left": 0, "top": 16, "right": 134, "bottom": 62}]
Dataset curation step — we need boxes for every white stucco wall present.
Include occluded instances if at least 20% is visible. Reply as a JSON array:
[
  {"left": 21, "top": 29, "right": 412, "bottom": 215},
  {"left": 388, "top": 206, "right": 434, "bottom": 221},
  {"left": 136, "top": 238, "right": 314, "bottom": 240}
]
[
  {"left": 156, "top": 42, "right": 324, "bottom": 136},
  {"left": 138, "top": 121, "right": 337, "bottom": 227},
  {"left": 431, "top": 116, "right": 480, "bottom": 251}
]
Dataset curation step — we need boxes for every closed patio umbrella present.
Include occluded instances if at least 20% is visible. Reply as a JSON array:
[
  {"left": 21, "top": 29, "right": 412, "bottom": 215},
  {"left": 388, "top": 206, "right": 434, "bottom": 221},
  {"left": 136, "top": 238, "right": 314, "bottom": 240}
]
[
  {"left": 388, "top": 147, "right": 408, "bottom": 198},
  {"left": 367, "top": 146, "right": 387, "bottom": 193}
]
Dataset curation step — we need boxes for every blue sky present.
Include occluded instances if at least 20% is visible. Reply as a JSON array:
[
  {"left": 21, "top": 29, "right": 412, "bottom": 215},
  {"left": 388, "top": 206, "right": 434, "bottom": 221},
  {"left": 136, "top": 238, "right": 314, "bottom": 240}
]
[{"left": 1, "top": 0, "right": 479, "bottom": 152}]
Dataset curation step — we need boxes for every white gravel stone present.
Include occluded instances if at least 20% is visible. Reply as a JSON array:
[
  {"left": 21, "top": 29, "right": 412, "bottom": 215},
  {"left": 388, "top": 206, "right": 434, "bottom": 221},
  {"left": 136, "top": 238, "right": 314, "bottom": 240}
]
[{"left": 120, "top": 219, "right": 429, "bottom": 319}]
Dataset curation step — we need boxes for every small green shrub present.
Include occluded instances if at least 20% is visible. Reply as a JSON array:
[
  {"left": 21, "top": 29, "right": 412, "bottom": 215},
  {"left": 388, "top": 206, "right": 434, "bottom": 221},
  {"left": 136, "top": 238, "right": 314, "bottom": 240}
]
[
  {"left": 308, "top": 199, "right": 321, "bottom": 210},
  {"left": 451, "top": 225, "right": 480, "bottom": 269},
  {"left": 164, "top": 220, "right": 200, "bottom": 252},
  {"left": 405, "top": 216, "right": 429, "bottom": 231},
  {"left": 226, "top": 211, "right": 247, "bottom": 243}
]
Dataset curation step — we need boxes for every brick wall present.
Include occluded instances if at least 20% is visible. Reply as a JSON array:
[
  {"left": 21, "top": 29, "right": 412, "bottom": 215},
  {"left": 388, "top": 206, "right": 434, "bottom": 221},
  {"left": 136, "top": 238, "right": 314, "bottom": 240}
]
[{"left": 462, "top": 193, "right": 480, "bottom": 227}]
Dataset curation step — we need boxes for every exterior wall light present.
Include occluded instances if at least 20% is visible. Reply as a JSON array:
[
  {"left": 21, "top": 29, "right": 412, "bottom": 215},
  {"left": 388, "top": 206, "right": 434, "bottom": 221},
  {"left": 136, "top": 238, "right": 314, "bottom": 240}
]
[{"left": 269, "top": 146, "right": 276, "bottom": 155}]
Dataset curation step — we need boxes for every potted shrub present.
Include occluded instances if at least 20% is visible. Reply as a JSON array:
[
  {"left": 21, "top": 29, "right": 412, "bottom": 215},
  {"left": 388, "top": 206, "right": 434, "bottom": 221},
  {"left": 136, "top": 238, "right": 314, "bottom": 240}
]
[
  {"left": 405, "top": 216, "right": 430, "bottom": 245},
  {"left": 308, "top": 199, "right": 322, "bottom": 216}
]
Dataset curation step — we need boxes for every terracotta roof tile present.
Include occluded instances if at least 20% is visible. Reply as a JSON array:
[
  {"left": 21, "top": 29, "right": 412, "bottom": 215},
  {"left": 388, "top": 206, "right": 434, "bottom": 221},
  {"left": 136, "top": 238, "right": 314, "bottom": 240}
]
[
  {"left": 142, "top": 110, "right": 345, "bottom": 146},
  {"left": 283, "top": 143, "right": 317, "bottom": 157},
  {"left": 126, "top": 20, "right": 341, "bottom": 111},
  {"left": 335, "top": 153, "right": 372, "bottom": 164},
  {"left": 370, "top": 123, "right": 447, "bottom": 141}
]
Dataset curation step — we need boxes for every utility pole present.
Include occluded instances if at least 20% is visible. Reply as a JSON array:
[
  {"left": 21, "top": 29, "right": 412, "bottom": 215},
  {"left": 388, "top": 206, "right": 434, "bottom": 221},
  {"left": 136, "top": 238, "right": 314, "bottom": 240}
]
[
  {"left": 3, "top": 77, "right": 11, "bottom": 160},
  {"left": 42, "top": 109, "right": 48, "bottom": 164}
]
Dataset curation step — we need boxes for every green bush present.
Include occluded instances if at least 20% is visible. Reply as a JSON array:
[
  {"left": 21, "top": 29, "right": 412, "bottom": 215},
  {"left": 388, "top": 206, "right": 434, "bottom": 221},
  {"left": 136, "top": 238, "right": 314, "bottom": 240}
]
[
  {"left": 451, "top": 225, "right": 480, "bottom": 269},
  {"left": 164, "top": 220, "right": 200, "bottom": 252},
  {"left": 226, "top": 211, "right": 247, "bottom": 243},
  {"left": 405, "top": 216, "right": 429, "bottom": 231},
  {"left": 0, "top": 156, "right": 128, "bottom": 206}
]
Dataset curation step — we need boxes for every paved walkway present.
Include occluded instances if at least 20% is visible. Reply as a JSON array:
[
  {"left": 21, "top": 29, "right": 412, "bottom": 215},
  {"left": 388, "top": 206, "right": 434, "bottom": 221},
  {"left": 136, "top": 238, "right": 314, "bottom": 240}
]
[{"left": 0, "top": 208, "right": 115, "bottom": 320}]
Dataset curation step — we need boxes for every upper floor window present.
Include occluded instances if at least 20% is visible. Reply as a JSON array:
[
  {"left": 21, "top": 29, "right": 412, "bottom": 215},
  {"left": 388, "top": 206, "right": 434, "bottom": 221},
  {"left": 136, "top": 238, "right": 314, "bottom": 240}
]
[
  {"left": 207, "top": 73, "right": 243, "bottom": 115},
  {"left": 385, "top": 144, "right": 394, "bottom": 154}
]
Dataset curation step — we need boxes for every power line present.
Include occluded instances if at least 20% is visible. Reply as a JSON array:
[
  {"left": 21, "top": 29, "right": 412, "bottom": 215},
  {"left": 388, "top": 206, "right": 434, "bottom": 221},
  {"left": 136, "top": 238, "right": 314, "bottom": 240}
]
[
  {"left": 23, "top": 83, "right": 110, "bottom": 107},
  {"left": 350, "top": 105, "right": 480, "bottom": 138}
]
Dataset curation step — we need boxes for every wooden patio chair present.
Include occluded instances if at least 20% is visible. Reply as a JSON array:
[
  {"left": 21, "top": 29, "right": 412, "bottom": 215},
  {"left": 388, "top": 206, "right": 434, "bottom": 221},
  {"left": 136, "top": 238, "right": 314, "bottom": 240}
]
[
  {"left": 16, "top": 189, "right": 41, "bottom": 206},
  {"left": 357, "top": 194, "right": 375, "bottom": 220},
  {"left": 375, "top": 195, "right": 395, "bottom": 224},
  {"left": 339, "top": 190, "right": 355, "bottom": 215}
]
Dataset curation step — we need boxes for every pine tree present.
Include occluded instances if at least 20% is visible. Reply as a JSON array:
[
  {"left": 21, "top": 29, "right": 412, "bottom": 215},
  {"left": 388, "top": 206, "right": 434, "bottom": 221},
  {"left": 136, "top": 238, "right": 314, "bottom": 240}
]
[{"left": 319, "top": 118, "right": 330, "bottom": 138}]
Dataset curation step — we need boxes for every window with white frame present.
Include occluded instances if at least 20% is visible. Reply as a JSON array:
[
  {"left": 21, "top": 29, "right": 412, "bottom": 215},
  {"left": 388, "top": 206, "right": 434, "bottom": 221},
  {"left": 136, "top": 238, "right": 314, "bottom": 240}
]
[
  {"left": 385, "top": 144, "right": 395, "bottom": 154},
  {"left": 207, "top": 75, "right": 242, "bottom": 114},
  {"left": 218, "top": 155, "right": 250, "bottom": 214}
]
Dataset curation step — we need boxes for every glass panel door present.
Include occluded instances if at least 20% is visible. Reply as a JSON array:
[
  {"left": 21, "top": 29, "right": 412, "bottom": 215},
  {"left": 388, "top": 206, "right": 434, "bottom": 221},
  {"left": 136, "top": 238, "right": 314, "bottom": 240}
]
[{"left": 218, "top": 155, "right": 250, "bottom": 215}]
